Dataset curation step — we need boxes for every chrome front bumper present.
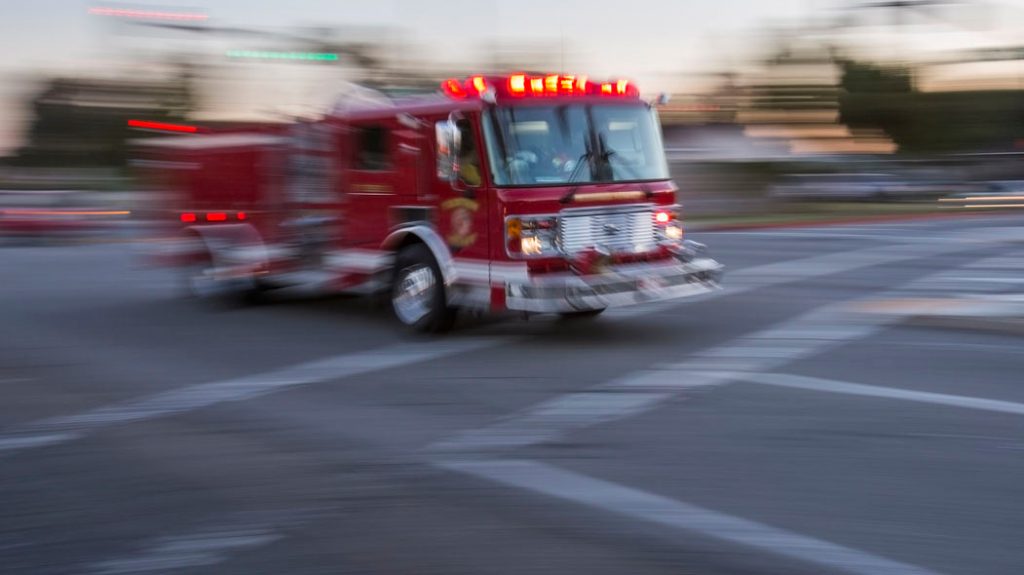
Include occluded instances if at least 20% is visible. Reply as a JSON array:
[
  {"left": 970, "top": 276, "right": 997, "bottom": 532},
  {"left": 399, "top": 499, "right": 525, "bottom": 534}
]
[{"left": 505, "top": 255, "right": 723, "bottom": 313}]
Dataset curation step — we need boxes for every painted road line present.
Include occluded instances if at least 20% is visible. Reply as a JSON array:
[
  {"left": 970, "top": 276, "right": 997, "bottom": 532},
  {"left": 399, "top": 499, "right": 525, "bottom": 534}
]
[
  {"left": 744, "top": 373, "right": 1024, "bottom": 416},
  {"left": 433, "top": 252, "right": 993, "bottom": 453},
  {"left": 0, "top": 239, "right": 929, "bottom": 454},
  {"left": 91, "top": 530, "right": 281, "bottom": 574},
  {"left": 0, "top": 432, "right": 81, "bottom": 451},
  {"left": 87, "top": 510, "right": 308, "bottom": 575},
  {"left": 5, "top": 232, "right": 1013, "bottom": 455},
  {"left": 609, "top": 234, "right": 997, "bottom": 319},
  {"left": 438, "top": 458, "right": 944, "bottom": 575},
  {"left": 0, "top": 338, "right": 507, "bottom": 454},
  {"left": 431, "top": 391, "right": 674, "bottom": 452}
]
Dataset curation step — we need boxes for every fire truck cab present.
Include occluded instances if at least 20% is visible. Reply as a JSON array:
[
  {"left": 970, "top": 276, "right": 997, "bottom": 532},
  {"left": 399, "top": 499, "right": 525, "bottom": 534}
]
[{"left": 140, "top": 74, "right": 722, "bottom": 331}]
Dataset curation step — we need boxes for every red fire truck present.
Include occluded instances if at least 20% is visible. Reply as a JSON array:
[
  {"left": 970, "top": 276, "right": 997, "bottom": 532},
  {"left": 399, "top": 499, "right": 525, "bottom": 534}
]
[{"left": 138, "top": 73, "right": 722, "bottom": 331}]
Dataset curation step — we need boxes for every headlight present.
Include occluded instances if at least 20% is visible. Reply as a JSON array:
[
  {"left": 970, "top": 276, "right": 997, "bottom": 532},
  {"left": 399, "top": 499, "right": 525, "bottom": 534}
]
[
  {"left": 654, "top": 207, "right": 684, "bottom": 245},
  {"left": 506, "top": 215, "right": 559, "bottom": 258}
]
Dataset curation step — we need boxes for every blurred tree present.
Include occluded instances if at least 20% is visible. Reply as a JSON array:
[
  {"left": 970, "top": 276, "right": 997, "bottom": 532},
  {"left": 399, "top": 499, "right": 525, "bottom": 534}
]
[
  {"left": 15, "top": 71, "right": 194, "bottom": 168},
  {"left": 838, "top": 59, "right": 1024, "bottom": 153}
]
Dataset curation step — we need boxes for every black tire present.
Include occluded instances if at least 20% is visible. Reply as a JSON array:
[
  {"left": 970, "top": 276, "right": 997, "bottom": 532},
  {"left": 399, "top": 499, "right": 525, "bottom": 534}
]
[
  {"left": 558, "top": 308, "right": 606, "bottom": 320},
  {"left": 391, "top": 243, "right": 455, "bottom": 332}
]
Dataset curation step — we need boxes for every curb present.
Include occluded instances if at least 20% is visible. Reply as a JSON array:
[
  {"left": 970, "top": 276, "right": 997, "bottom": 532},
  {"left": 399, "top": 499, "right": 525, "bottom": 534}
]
[
  {"left": 854, "top": 298, "right": 1024, "bottom": 337},
  {"left": 908, "top": 315, "right": 1024, "bottom": 336}
]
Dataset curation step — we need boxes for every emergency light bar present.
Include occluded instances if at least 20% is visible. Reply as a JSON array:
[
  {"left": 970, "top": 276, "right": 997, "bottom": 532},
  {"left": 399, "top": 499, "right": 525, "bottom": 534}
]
[{"left": 442, "top": 74, "right": 640, "bottom": 100}]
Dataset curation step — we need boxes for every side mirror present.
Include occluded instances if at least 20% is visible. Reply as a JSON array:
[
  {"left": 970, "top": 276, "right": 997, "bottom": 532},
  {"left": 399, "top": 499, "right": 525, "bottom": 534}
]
[{"left": 435, "top": 118, "right": 462, "bottom": 184}]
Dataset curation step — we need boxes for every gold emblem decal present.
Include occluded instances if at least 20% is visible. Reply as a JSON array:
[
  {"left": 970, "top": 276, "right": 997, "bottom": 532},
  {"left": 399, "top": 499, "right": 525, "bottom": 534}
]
[{"left": 442, "top": 197, "right": 479, "bottom": 248}]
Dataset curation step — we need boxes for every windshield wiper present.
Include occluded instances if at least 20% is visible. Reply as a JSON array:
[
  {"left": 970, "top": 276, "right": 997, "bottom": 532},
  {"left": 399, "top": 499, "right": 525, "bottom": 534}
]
[
  {"left": 599, "top": 135, "right": 653, "bottom": 199},
  {"left": 558, "top": 148, "right": 594, "bottom": 204}
]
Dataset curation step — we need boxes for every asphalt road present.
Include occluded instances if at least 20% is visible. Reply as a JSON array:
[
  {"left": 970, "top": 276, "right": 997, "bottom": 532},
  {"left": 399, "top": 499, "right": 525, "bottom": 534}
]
[{"left": 2, "top": 213, "right": 1023, "bottom": 575}]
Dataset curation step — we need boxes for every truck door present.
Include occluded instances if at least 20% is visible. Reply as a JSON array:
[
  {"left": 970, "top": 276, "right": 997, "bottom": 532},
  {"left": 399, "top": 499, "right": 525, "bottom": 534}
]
[
  {"left": 345, "top": 122, "right": 398, "bottom": 246},
  {"left": 433, "top": 116, "right": 490, "bottom": 269}
]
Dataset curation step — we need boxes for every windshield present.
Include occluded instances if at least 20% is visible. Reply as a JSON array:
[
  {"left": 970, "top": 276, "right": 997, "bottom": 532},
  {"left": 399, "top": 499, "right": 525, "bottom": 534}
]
[{"left": 484, "top": 104, "right": 669, "bottom": 186}]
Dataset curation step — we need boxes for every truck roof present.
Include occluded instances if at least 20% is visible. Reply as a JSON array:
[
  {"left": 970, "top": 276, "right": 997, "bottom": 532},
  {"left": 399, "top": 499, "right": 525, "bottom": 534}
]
[{"left": 330, "top": 92, "right": 483, "bottom": 122}]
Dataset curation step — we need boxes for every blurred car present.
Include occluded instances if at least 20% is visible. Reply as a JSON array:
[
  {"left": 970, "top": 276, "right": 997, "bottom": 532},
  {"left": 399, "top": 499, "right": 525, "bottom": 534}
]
[
  {"left": 938, "top": 180, "right": 1024, "bottom": 209},
  {"left": 768, "top": 173, "right": 902, "bottom": 201},
  {"left": 983, "top": 180, "right": 1024, "bottom": 194}
]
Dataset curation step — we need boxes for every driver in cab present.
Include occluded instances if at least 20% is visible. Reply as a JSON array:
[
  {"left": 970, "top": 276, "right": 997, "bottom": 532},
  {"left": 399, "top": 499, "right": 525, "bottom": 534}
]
[{"left": 457, "top": 120, "right": 482, "bottom": 187}]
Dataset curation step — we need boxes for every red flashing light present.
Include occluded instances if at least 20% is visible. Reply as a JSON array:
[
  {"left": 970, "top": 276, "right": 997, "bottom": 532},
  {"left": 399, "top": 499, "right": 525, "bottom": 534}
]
[
  {"left": 236, "top": 211, "right": 247, "bottom": 221},
  {"left": 89, "top": 7, "right": 208, "bottom": 21},
  {"left": 600, "top": 79, "right": 638, "bottom": 97},
  {"left": 655, "top": 211, "right": 671, "bottom": 224},
  {"left": 443, "top": 76, "right": 492, "bottom": 98},
  {"left": 508, "top": 74, "right": 526, "bottom": 96},
  {"left": 545, "top": 75, "right": 559, "bottom": 94},
  {"left": 205, "top": 212, "right": 228, "bottom": 222},
  {"left": 470, "top": 76, "right": 488, "bottom": 95},
  {"left": 180, "top": 212, "right": 197, "bottom": 223},
  {"left": 128, "top": 120, "right": 199, "bottom": 133},
  {"left": 442, "top": 78, "right": 468, "bottom": 99},
  {"left": 445, "top": 74, "right": 637, "bottom": 100}
]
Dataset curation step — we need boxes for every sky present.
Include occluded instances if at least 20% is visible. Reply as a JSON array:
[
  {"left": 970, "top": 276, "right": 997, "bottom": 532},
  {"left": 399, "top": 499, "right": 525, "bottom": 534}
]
[
  {"left": 0, "top": 0, "right": 819, "bottom": 80},
  {"left": 1, "top": 0, "right": 1023, "bottom": 154}
]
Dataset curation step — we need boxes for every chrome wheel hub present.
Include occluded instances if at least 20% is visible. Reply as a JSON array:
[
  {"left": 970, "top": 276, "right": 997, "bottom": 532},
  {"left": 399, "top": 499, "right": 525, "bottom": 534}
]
[{"left": 393, "top": 265, "right": 436, "bottom": 325}]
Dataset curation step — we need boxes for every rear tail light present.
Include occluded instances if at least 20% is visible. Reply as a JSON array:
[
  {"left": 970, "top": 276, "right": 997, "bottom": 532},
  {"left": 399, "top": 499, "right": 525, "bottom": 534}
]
[{"left": 180, "top": 211, "right": 248, "bottom": 223}]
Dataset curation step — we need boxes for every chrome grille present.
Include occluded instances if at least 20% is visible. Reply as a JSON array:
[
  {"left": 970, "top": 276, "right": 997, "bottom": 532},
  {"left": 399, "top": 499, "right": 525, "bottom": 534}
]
[{"left": 557, "top": 205, "right": 657, "bottom": 255}]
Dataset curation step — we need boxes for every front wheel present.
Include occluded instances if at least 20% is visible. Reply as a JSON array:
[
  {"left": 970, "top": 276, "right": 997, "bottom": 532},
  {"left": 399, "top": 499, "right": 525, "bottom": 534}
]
[
  {"left": 391, "top": 244, "right": 455, "bottom": 332},
  {"left": 182, "top": 249, "right": 264, "bottom": 305}
]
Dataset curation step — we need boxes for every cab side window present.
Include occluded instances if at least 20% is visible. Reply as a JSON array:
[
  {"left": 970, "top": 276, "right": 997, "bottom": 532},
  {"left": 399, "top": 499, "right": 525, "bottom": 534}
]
[
  {"left": 456, "top": 120, "right": 482, "bottom": 187},
  {"left": 354, "top": 125, "right": 391, "bottom": 171}
]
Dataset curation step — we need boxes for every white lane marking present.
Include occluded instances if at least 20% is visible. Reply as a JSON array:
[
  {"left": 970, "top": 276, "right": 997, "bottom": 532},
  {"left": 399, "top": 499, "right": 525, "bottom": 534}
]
[
  {"left": 744, "top": 372, "right": 1024, "bottom": 416},
  {"left": 432, "top": 391, "right": 672, "bottom": 451},
  {"left": 610, "top": 236, "right": 993, "bottom": 319},
  {"left": 944, "top": 276, "right": 1024, "bottom": 284},
  {"left": 0, "top": 338, "right": 505, "bottom": 454},
  {"left": 86, "top": 510, "right": 309, "bottom": 575},
  {"left": 964, "top": 256, "right": 1024, "bottom": 269},
  {"left": 434, "top": 251, "right": 997, "bottom": 453},
  {"left": 8, "top": 233, "right": 1015, "bottom": 455},
  {"left": 0, "top": 432, "right": 80, "bottom": 451},
  {"left": 436, "top": 302, "right": 890, "bottom": 452},
  {"left": 3, "top": 237, "right": 926, "bottom": 453},
  {"left": 92, "top": 530, "right": 280, "bottom": 574},
  {"left": 439, "top": 459, "right": 944, "bottom": 575}
]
